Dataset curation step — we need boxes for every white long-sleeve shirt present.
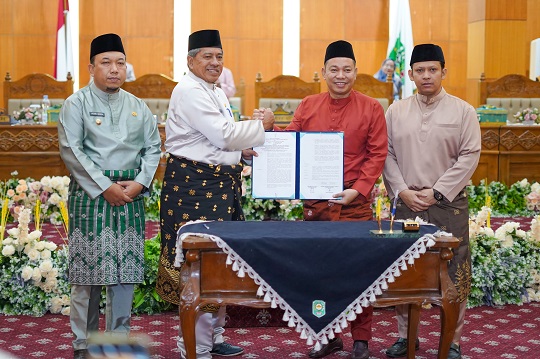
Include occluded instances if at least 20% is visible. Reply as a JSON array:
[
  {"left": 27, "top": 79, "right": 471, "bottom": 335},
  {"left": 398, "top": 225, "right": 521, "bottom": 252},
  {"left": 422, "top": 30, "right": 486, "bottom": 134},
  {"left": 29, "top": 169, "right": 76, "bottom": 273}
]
[{"left": 165, "top": 71, "right": 265, "bottom": 165}]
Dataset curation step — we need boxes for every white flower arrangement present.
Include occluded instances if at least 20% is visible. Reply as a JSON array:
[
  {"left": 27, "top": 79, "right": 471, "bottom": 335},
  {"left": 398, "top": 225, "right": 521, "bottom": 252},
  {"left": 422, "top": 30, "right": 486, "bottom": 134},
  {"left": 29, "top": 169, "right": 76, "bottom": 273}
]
[
  {"left": 0, "top": 207, "right": 70, "bottom": 316},
  {"left": 469, "top": 212, "right": 540, "bottom": 308},
  {"left": 0, "top": 172, "right": 70, "bottom": 224}
]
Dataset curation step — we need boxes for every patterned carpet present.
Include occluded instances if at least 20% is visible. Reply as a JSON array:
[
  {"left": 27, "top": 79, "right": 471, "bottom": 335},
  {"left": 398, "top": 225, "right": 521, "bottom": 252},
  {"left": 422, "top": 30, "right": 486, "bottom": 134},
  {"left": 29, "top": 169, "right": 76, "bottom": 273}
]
[
  {"left": 1, "top": 303, "right": 540, "bottom": 358},
  {"left": 2, "top": 217, "right": 537, "bottom": 358}
]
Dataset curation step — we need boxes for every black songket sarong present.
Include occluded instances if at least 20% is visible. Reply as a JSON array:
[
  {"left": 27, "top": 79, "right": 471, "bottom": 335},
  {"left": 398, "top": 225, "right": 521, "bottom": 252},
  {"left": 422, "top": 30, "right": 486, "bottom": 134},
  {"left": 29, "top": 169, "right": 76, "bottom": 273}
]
[{"left": 155, "top": 154, "right": 245, "bottom": 304}]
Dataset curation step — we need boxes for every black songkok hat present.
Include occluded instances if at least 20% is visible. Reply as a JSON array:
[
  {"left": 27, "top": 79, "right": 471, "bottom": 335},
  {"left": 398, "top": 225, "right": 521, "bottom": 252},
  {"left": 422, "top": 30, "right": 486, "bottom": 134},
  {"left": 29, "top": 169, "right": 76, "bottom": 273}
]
[
  {"left": 90, "top": 33, "right": 125, "bottom": 61},
  {"left": 188, "top": 29, "right": 222, "bottom": 51},
  {"left": 324, "top": 40, "right": 356, "bottom": 63},
  {"left": 410, "top": 44, "right": 445, "bottom": 66}
]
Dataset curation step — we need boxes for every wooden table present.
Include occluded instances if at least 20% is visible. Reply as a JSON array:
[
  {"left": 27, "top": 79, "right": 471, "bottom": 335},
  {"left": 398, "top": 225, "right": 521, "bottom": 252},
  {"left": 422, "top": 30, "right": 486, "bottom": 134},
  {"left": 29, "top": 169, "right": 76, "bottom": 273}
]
[
  {"left": 0, "top": 124, "right": 166, "bottom": 181},
  {"left": 179, "top": 234, "right": 460, "bottom": 359},
  {"left": 472, "top": 123, "right": 540, "bottom": 185}
]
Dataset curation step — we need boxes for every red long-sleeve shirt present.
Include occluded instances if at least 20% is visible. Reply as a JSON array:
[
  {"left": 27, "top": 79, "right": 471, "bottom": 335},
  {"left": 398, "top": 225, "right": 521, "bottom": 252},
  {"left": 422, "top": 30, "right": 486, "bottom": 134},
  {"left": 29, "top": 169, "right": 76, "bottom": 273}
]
[{"left": 285, "top": 90, "right": 388, "bottom": 199}]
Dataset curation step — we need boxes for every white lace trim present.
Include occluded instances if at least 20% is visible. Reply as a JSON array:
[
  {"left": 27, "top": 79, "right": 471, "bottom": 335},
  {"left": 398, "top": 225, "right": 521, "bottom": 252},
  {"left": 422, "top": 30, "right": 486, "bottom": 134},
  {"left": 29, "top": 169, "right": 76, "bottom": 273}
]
[{"left": 175, "top": 222, "right": 441, "bottom": 350}]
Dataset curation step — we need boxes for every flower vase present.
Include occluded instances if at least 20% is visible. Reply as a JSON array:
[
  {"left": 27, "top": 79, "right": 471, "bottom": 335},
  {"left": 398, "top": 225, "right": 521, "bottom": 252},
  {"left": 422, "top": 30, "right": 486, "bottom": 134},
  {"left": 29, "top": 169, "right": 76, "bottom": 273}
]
[{"left": 522, "top": 120, "right": 535, "bottom": 126}]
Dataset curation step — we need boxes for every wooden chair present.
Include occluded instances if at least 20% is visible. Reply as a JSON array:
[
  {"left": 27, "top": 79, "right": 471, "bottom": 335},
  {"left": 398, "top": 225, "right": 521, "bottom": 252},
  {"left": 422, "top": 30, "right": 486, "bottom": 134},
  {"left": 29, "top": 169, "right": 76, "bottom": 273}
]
[
  {"left": 353, "top": 73, "right": 394, "bottom": 111},
  {"left": 4, "top": 72, "right": 73, "bottom": 114},
  {"left": 479, "top": 73, "right": 540, "bottom": 117},
  {"left": 121, "top": 73, "right": 177, "bottom": 116},
  {"left": 475, "top": 73, "right": 540, "bottom": 186},
  {"left": 255, "top": 72, "right": 321, "bottom": 127}
]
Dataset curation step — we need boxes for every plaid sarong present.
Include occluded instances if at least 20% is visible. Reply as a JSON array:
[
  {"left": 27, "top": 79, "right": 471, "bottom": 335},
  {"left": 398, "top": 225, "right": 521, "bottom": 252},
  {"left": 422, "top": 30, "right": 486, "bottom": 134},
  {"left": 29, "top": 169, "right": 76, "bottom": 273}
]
[
  {"left": 68, "top": 169, "right": 146, "bottom": 285},
  {"left": 156, "top": 155, "right": 244, "bottom": 304}
]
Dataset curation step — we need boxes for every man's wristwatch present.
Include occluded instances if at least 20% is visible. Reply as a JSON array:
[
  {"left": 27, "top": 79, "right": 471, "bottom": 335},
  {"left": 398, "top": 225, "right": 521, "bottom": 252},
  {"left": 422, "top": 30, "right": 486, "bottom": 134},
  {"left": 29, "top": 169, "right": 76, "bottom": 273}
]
[{"left": 433, "top": 189, "right": 444, "bottom": 201}]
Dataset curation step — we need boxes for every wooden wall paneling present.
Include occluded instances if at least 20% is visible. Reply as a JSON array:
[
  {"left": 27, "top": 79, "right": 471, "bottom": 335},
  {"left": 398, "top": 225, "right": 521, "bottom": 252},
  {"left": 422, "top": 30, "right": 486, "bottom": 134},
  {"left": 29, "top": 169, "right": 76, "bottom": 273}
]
[
  {"left": 527, "top": 0, "right": 540, "bottom": 45},
  {"left": 191, "top": 0, "right": 283, "bottom": 114},
  {"left": 238, "top": 40, "right": 283, "bottom": 114},
  {"left": 191, "top": 0, "right": 238, "bottom": 35},
  {"left": 0, "top": 0, "right": 13, "bottom": 35},
  {"left": 0, "top": 0, "right": 14, "bottom": 109},
  {"left": 527, "top": 0, "right": 540, "bottom": 73},
  {"left": 409, "top": 0, "right": 433, "bottom": 45},
  {"left": 237, "top": 1, "right": 283, "bottom": 115},
  {"left": 466, "top": 21, "right": 485, "bottom": 107},
  {"left": 126, "top": 0, "right": 173, "bottom": 37},
  {"left": 12, "top": 0, "right": 56, "bottom": 78},
  {"left": 301, "top": 0, "right": 345, "bottom": 42},
  {"left": 468, "top": 0, "right": 486, "bottom": 23},
  {"left": 79, "top": 0, "right": 128, "bottom": 86},
  {"left": 445, "top": 41, "right": 468, "bottom": 100},
  {"left": 466, "top": 21, "right": 486, "bottom": 79},
  {"left": 0, "top": 0, "right": 14, "bottom": 108},
  {"left": 450, "top": 0, "right": 469, "bottom": 41},
  {"left": 353, "top": 41, "right": 387, "bottom": 77},
  {"left": 343, "top": 0, "right": 387, "bottom": 41},
  {"left": 300, "top": 0, "right": 344, "bottom": 97},
  {"left": 486, "top": 0, "right": 527, "bottom": 19},
  {"left": 484, "top": 21, "right": 528, "bottom": 77},
  {"left": 125, "top": 38, "right": 173, "bottom": 79},
  {"left": 124, "top": 0, "right": 173, "bottom": 78},
  {"left": 0, "top": 36, "right": 13, "bottom": 111},
  {"left": 299, "top": 40, "right": 328, "bottom": 93}
]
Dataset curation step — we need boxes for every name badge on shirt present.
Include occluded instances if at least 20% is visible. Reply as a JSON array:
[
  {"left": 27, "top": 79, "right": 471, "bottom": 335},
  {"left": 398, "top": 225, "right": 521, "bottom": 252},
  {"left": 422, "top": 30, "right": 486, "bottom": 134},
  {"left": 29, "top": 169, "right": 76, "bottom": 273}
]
[
  {"left": 223, "top": 103, "right": 233, "bottom": 118},
  {"left": 90, "top": 112, "right": 105, "bottom": 117}
]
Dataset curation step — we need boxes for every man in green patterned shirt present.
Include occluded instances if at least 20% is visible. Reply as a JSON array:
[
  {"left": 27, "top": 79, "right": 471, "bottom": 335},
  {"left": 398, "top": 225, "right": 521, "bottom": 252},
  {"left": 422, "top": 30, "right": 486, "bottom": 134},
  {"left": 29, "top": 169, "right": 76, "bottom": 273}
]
[{"left": 58, "top": 33, "right": 161, "bottom": 359}]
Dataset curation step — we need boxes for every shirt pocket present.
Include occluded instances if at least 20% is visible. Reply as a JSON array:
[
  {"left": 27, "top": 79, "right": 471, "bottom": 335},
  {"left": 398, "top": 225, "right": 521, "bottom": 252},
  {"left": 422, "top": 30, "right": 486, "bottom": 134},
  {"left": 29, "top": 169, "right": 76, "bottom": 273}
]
[{"left": 435, "top": 123, "right": 459, "bottom": 129}]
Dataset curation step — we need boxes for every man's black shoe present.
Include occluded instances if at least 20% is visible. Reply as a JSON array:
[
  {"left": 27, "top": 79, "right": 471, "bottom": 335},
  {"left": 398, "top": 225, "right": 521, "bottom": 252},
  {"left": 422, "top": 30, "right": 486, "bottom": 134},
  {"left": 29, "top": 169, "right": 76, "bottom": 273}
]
[
  {"left": 210, "top": 342, "right": 244, "bottom": 357},
  {"left": 447, "top": 343, "right": 462, "bottom": 359},
  {"left": 308, "top": 337, "right": 343, "bottom": 358},
  {"left": 73, "top": 349, "right": 88, "bottom": 359},
  {"left": 385, "top": 337, "right": 420, "bottom": 358},
  {"left": 351, "top": 340, "right": 369, "bottom": 359}
]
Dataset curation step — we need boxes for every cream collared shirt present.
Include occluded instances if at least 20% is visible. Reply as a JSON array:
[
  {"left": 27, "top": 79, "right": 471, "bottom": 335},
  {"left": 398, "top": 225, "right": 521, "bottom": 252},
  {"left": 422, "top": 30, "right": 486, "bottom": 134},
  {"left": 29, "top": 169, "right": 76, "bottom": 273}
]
[{"left": 383, "top": 88, "right": 481, "bottom": 202}]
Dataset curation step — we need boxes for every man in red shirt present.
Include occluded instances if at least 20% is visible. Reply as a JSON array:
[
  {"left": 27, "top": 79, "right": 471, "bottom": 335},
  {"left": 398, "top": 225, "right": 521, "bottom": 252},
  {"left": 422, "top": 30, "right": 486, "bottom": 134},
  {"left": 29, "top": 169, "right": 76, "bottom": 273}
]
[{"left": 283, "top": 40, "right": 388, "bottom": 359}]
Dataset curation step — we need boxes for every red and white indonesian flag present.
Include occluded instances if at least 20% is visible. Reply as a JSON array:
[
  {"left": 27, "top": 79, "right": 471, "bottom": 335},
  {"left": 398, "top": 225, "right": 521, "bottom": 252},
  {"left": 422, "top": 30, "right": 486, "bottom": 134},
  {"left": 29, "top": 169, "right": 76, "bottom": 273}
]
[
  {"left": 54, "top": 0, "right": 73, "bottom": 81},
  {"left": 387, "top": 0, "right": 415, "bottom": 98}
]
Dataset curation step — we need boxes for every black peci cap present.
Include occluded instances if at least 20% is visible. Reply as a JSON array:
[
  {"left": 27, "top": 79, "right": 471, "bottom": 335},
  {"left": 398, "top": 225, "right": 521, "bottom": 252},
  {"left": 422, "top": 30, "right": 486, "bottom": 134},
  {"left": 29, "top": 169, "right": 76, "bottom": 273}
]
[
  {"left": 90, "top": 33, "right": 125, "bottom": 61},
  {"left": 410, "top": 44, "right": 445, "bottom": 66},
  {"left": 324, "top": 40, "right": 356, "bottom": 63},
  {"left": 188, "top": 29, "right": 222, "bottom": 51}
]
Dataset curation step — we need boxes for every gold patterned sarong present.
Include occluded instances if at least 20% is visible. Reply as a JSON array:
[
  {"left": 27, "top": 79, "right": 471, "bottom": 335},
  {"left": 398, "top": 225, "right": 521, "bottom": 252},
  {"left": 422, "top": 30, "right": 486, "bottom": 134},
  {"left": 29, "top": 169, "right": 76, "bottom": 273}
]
[{"left": 155, "top": 155, "right": 244, "bottom": 304}]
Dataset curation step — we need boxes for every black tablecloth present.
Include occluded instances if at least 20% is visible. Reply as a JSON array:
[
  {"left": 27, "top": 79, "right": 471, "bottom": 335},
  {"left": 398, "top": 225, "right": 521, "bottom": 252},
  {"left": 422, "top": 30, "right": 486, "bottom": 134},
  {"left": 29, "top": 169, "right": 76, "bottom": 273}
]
[{"left": 178, "top": 220, "right": 438, "bottom": 346}]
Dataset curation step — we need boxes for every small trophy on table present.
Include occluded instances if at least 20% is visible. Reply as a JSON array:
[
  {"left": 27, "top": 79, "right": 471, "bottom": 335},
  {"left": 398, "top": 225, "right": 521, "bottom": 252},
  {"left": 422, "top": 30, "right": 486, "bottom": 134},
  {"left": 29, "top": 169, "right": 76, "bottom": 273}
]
[{"left": 371, "top": 191, "right": 416, "bottom": 237}]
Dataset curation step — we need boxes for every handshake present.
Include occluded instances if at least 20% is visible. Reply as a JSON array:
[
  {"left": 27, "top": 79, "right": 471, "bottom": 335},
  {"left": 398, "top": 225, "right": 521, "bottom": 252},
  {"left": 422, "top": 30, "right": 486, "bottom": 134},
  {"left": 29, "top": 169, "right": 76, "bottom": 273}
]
[{"left": 251, "top": 108, "right": 275, "bottom": 130}]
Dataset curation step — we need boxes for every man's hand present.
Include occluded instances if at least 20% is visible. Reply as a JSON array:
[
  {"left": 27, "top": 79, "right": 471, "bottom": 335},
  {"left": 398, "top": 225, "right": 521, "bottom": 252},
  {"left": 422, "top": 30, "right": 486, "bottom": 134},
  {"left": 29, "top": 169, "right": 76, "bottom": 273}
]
[
  {"left": 418, "top": 188, "right": 438, "bottom": 206},
  {"left": 328, "top": 188, "right": 360, "bottom": 205},
  {"left": 102, "top": 183, "right": 134, "bottom": 206},
  {"left": 117, "top": 181, "right": 144, "bottom": 199},
  {"left": 242, "top": 149, "right": 259, "bottom": 161},
  {"left": 399, "top": 189, "right": 430, "bottom": 212},
  {"left": 252, "top": 108, "right": 275, "bottom": 130}
]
